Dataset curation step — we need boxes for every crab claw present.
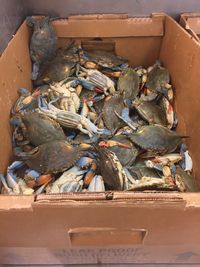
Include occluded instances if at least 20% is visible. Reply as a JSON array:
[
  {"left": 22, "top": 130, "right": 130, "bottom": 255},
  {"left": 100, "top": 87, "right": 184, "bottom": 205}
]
[
  {"left": 6, "top": 161, "right": 24, "bottom": 194},
  {"left": 0, "top": 174, "right": 13, "bottom": 194},
  {"left": 98, "top": 140, "right": 131, "bottom": 149},
  {"left": 37, "top": 174, "right": 53, "bottom": 187},
  {"left": 24, "top": 169, "right": 52, "bottom": 188},
  {"left": 79, "top": 143, "right": 93, "bottom": 150},
  {"left": 32, "top": 89, "right": 41, "bottom": 97},
  {"left": 76, "top": 157, "right": 94, "bottom": 169},
  {"left": 84, "top": 162, "right": 97, "bottom": 186},
  {"left": 88, "top": 175, "right": 105, "bottom": 192},
  {"left": 18, "top": 88, "right": 31, "bottom": 96},
  {"left": 98, "top": 141, "right": 109, "bottom": 148}
]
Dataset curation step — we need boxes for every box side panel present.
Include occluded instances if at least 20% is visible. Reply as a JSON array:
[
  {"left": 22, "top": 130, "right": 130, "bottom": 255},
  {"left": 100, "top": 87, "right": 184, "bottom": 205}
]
[
  {"left": 54, "top": 16, "right": 164, "bottom": 67},
  {"left": 1, "top": 200, "right": 200, "bottom": 263},
  {"left": 1, "top": 245, "right": 200, "bottom": 264},
  {"left": 160, "top": 16, "right": 200, "bottom": 181},
  {"left": 0, "top": 200, "right": 199, "bottom": 247},
  {"left": 58, "top": 37, "right": 162, "bottom": 68},
  {"left": 0, "top": 22, "right": 32, "bottom": 173},
  {"left": 1, "top": 15, "right": 200, "bottom": 265}
]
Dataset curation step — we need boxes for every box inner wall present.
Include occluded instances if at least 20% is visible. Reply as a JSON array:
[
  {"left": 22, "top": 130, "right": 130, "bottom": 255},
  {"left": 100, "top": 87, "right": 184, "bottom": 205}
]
[{"left": 0, "top": 15, "right": 199, "bottom": 193}]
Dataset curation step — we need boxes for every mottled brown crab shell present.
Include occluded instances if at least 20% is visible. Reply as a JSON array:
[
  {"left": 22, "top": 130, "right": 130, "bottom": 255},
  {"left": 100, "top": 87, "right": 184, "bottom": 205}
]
[
  {"left": 117, "top": 68, "right": 140, "bottom": 100},
  {"left": 128, "top": 124, "right": 183, "bottom": 155},
  {"left": 107, "top": 135, "right": 139, "bottom": 166},
  {"left": 21, "top": 112, "right": 67, "bottom": 146},
  {"left": 81, "top": 50, "right": 128, "bottom": 69},
  {"left": 25, "top": 141, "right": 92, "bottom": 174},
  {"left": 102, "top": 95, "right": 125, "bottom": 131},
  {"left": 133, "top": 99, "right": 167, "bottom": 126},
  {"left": 145, "top": 64, "right": 170, "bottom": 93},
  {"left": 29, "top": 17, "right": 57, "bottom": 64},
  {"left": 35, "top": 59, "right": 76, "bottom": 85},
  {"left": 98, "top": 147, "right": 125, "bottom": 190}
]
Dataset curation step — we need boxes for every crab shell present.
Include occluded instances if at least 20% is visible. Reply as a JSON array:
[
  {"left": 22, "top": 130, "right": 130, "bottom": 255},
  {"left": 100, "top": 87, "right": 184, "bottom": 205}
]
[
  {"left": 28, "top": 17, "right": 57, "bottom": 64},
  {"left": 127, "top": 160, "right": 161, "bottom": 180},
  {"left": 146, "top": 63, "right": 170, "bottom": 93},
  {"left": 105, "top": 135, "right": 138, "bottom": 166},
  {"left": 81, "top": 50, "right": 128, "bottom": 69},
  {"left": 23, "top": 141, "right": 92, "bottom": 174},
  {"left": 98, "top": 147, "right": 126, "bottom": 190},
  {"left": 133, "top": 98, "right": 167, "bottom": 126},
  {"left": 35, "top": 58, "right": 76, "bottom": 85},
  {"left": 21, "top": 112, "right": 67, "bottom": 146},
  {"left": 128, "top": 125, "right": 183, "bottom": 155},
  {"left": 128, "top": 176, "right": 177, "bottom": 191},
  {"left": 102, "top": 95, "right": 125, "bottom": 131},
  {"left": 175, "top": 166, "right": 199, "bottom": 192},
  {"left": 117, "top": 68, "right": 140, "bottom": 100}
]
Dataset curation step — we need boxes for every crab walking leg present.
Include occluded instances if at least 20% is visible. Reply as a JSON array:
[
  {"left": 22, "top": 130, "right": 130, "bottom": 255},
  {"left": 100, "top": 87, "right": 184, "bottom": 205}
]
[
  {"left": 0, "top": 174, "right": 13, "bottom": 194},
  {"left": 7, "top": 161, "right": 24, "bottom": 194},
  {"left": 38, "top": 96, "right": 111, "bottom": 137},
  {"left": 77, "top": 124, "right": 93, "bottom": 137},
  {"left": 115, "top": 110, "right": 136, "bottom": 131}
]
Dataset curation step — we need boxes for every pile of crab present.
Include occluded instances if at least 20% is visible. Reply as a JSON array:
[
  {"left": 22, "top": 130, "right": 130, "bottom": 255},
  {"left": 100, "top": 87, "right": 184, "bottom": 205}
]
[{"left": 0, "top": 17, "right": 199, "bottom": 195}]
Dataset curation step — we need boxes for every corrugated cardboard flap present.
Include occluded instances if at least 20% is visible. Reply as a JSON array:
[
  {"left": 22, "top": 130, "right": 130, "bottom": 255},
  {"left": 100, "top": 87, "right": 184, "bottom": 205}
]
[
  {"left": 180, "top": 13, "right": 200, "bottom": 41},
  {"left": 0, "top": 195, "right": 34, "bottom": 211},
  {"left": 35, "top": 192, "right": 107, "bottom": 204},
  {"left": 34, "top": 191, "right": 188, "bottom": 209},
  {"left": 52, "top": 13, "right": 164, "bottom": 38}
]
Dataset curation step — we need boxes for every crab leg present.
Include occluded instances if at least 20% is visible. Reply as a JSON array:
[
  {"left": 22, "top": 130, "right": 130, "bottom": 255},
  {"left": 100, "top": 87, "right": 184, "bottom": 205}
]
[
  {"left": 39, "top": 96, "right": 111, "bottom": 137},
  {"left": 7, "top": 161, "right": 24, "bottom": 194},
  {"left": 0, "top": 174, "right": 13, "bottom": 194},
  {"left": 115, "top": 110, "right": 136, "bottom": 131}
]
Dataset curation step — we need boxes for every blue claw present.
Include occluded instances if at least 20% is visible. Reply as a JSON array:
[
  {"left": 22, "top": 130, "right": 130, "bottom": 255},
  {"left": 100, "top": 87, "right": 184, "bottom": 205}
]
[
  {"left": 25, "top": 169, "right": 40, "bottom": 180},
  {"left": 76, "top": 157, "right": 93, "bottom": 169},
  {"left": 101, "top": 129, "right": 112, "bottom": 136},
  {"left": 7, "top": 161, "right": 25, "bottom": 182},
  {"left": 18, "top": 88, "right": 31, "bottom": 96},
  {"left": 10, "top": 116, "right": 21, "bottom": 127}
]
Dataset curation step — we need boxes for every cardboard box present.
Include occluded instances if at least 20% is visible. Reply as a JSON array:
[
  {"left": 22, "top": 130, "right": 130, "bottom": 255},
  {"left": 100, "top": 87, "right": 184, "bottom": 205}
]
[
  {"left": 1, "top": 13, "right": 200, "bottom": 265},
  {"left": 180, "top": 13, "right": 200, "bottom": 42}
]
